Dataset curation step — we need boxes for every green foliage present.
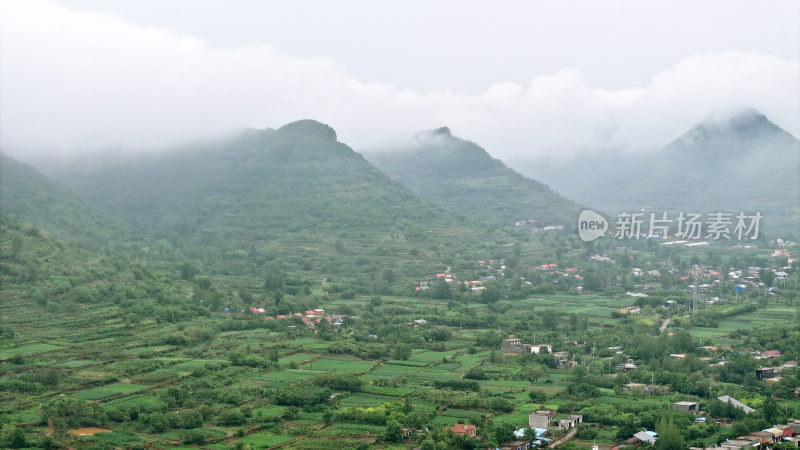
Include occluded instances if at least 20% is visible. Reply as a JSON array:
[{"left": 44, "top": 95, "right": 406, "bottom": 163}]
[
  {"left": 0, "top": 424, "right": 27, "bottom": 449},
  {"left": 313, "top": 373, "right": 363, "bottom": 392},
  {"left": 392, "top": 343, "right": 413, "bottom": 361},
  {"left": 653, "top": 416, "right": 686, "bottom": 450},
  {"left": 275, "top": 384, "right": 331, "bottom": 407},
  {"left": 433, "top": 379, "right": 480, "bottom": 391}
]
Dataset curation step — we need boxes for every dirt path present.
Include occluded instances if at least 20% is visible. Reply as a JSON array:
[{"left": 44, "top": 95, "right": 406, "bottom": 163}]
[
  {"left": 659, "top": 318, "right": 671, "bottom": 332},
  {"left": 550, "top": 426, "right": 579, "bottom": 448}
]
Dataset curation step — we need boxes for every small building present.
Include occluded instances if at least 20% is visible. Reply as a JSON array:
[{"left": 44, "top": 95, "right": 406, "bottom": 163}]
[
  {"left": 552, "top": 351, "right": 570, "bottom": 368},
  {"left": 633, "top": 430, "right": 657, "bottom": 444},
  {"left": 529, "top": 409, "right": 557, "bottom": 428},
  {"left": 499, "top": 441, "right": 530, "bottom": 450},
  {"left": 624, "top": 383, "right": 662, "bottom": 395},
  {"left": 774, "top": 424, "right": 794, "bottom": 438},
  {"left": 764, "top": 427, "right": 785, "bottom": 443},
  {"left": 624, "top": 383, "right": 646, "bottom": 392},
  {"left": 529, "top": 344, "right": 552, "bottom": 354},
  {"left": 719, "top": 437, "right": 761, "bottom": 450},
  {"left": 745, "top": 431, "right": 772, "bottom": 446},
  {"left": 672, "top": 401, "right": 699, "bottom": 414},
  {"left": 502, "top": 337, "right": 524, "bottom": 354},
  {"left": 718, "top": 395, "right": 755, "bottom": 414},
  {"left": 558, "top": 415, "right": 583, "bottom": 430},
  {"left": 451, "top": 424, "right": 477, "bottom": 438}
]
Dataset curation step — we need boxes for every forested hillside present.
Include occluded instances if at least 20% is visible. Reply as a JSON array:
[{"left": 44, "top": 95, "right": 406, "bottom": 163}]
[{"left": 367, "top": 127, "right": 582, "bottom": 227}]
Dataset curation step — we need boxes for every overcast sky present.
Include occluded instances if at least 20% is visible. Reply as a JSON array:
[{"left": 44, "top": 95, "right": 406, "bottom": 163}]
[{"left": 1, "top": 0, "right": 798, "bottom": 160}]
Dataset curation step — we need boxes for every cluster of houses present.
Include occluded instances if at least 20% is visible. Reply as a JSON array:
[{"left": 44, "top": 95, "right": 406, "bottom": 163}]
[
  {"left": 631, "top": 268, "right": 661, "bottom": 277},
  {"left": 590, "top": 254, "right": 615, "bottom": 263},
  {"left": 415, "top": 260, "right": 511, "bottom": 294},
  {"left": 512, "top": 220, "right": 567, "bottom": 232},
  {"left": 671, "top": 396, "right": 762, "bottom": 417},
  {"left": 478, "top": 411, "right": 582, "bottom": 450},
  {"left": 756, "top": 359, "right": 798, "bottom": 382},
  {"left": 445, "top": 401, "right": 800, "bottom": 449},
  {"left": 530, "top": 263, "right": 581, "bottom": 279},
  {"left": 613, "top": 404, "right": 800, "bottom": 449},
  {"left": 666, "top": 399, "right": 800, "bottom": 448},
  {"left": 501, "top": 336, "right": 573, "bottom": 368},
  {"left": 244, "top": 308, "right": 346, "bottom": 328},
  {"left": 691, "top": 419, "right": 800, "bottom": 449}
]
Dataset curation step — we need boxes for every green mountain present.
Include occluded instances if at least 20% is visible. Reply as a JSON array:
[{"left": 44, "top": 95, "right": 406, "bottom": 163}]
[
  {"left": 46, "top": 120, "right": 525, "bottom": 285},
  {"left": 511, "top": 109, "right": 800, "bottom": 235},
  {"left": 0, "top": 153, "right": 123, "bottom": 250},
  {"left": 364, "top": 127, "right": 583, "bottom": 227}
]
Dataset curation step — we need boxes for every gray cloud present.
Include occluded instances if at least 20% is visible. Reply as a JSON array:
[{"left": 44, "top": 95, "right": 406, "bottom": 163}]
[{"left": 1, "top": 0, "right": 798, "bottom": 161}]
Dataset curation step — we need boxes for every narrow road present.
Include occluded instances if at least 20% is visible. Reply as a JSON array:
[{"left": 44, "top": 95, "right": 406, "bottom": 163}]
[
  {"left": 659, "top": 318, "right": 671, "bottom": 333},
  {"left": 551, "top": 426, "right": 579, "bottom": 448}
]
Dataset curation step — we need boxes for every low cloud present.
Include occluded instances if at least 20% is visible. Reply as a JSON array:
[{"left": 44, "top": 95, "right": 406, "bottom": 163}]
[{"left": 1, "top": 0, "right": 797, "bottom": 161}]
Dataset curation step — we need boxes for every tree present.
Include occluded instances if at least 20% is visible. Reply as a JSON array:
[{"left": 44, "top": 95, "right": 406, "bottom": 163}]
[
  {"left": 432, "top": 279, "right": 452, "bottom": 300},
  {"left": 762, "top": 396, "right": 779, "bottom": 424},
  {"left": 528, "top": 390, "right": 548, "bottom": 403},
  {"left": 179, "top": 262, "right": 198, "bottom": 280},
  {"left": 760, "top": 269, "right": 775, "bottom": 287},
  {"left": 403, "top": 396, "right": 413, "bottom": 414},
  {"left": 481, "top": 281, "right": 502, "bottom": 303},
  {"left": 653, "top": 417, "right": 686, "bottom": 450},
  {"left": 541, "top": 310, "right": 558, "bottom": 330},
  {"left": 384, "top": 418, "right": 403, "bottom": 442},
  {"left": 0, "top": 425, "right": 27, "bottom": 449},
  {"left": 393, "top": 343, "right": 412, "bottom": 361}
]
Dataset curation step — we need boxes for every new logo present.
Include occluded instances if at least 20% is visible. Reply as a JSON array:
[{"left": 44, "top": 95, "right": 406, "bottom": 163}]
[{"left": 578, "top": 209, "right": 607, "bottom": 241}]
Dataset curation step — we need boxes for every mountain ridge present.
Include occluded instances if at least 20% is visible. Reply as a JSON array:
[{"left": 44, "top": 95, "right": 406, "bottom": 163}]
[
  {"left": 365, "top": 128, "right": 583, "bottom": 227},
  {"left": 40, "top": 120, "right": 529, "bottom": 286},
  {"left": 509, "top": 108, "right": 800, "bottom": 235}
]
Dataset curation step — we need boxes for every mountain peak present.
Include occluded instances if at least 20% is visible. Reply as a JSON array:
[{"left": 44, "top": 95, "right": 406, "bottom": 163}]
[
  {"left": 431, "top": 126, "right": 452, "bottom": 137},
  {"left": 673, "top": 108, "right": 790, "bottom": 151},
  {"left": 414, "top": 126, "right": 454, "bottom": 142},
  {"left": 278, "top": 119, "right": 337, "bottom": 141}
]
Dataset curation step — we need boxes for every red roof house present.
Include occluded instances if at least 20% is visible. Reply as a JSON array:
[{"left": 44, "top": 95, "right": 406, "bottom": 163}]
[{"left": 451, "top": 424, "right": 477, "bottom": 438}]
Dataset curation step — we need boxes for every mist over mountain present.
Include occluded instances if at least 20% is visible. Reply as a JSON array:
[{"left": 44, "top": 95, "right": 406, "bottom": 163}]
[
  {"left": 364, "top": 127, "right": 582, "bottom": 228},
  {"left": 42, "top": 120, "right": 520, "bottom": 281},
  {"left": 510, "top": 109, "right": 800, "bottom": 235}
]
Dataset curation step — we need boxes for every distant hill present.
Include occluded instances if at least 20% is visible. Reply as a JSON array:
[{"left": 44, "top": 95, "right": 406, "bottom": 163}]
[
  {"left": 511, "top": 109, "right": 800, "bottom": 236},
  {"left": 0, "top": 153, "right": 123, "bottom": 250},
  {"left": 45, "top": 120, "right": 517, "bottom": 283},
  {"left": 365, "top": 127, "right": 583, "bottom": 227}
]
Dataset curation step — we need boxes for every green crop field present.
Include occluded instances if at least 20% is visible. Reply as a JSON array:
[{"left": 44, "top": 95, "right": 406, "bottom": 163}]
[
  {"left": 235, "top": 433, "right": 294, "bottom": 448},
  {"left": 0, "top": 343, "right": 64, "bottom": 359}
]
